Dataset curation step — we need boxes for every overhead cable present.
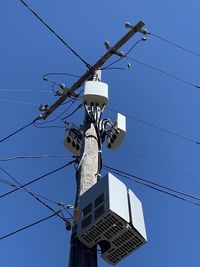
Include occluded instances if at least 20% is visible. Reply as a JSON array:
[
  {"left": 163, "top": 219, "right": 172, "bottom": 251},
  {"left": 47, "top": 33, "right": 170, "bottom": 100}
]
[
  {"left": 0, "top": 118, "right": 39, "bottom": 145},
  {"left": 150, "top": 32, "right": 200, "bottom": 58},
  {"left": 0, "top": 98, "right": 39, "bottom": 106},
  {"left": 0, "top": 166, "right": 68, "bottom": 208},
  {"left": 0, "top": 160, "right": 75, "bottom": 199},
  {"left": 37, "top": 99, "right": 76, "bottom": 125},
  {"left": 19, "top": 0, "right": 90, "bottom": 67},
  {"left": 108, "top": 107, "right": 200, "bottom": 145},
  {"left": 127, "top": 56, "right": 200, "bottom": 89},
  {"left": 33, "top": 124, "right": 65, "bottom": 129},
  {"left": 0, "top": 175, "right": 66, "bottom": 207},
  {"left": 104, "top": 165, "right": 200, "bottom": 206},
  {"left": 0, "top": 210, "right": 66, "bottom": 241},
  {"left": 61, "top": 103, "right": 83, "bottom": 121},
  {"left": 0, "top": 89, "right": 51, "bottom": 93},
  {"left": 0, "top": 166, "right": 67, "bottom": 221},
  {"left": 121, "top": 147, "right": 200, "bottom": 183},
  {"left": 0, "top": 154, "right": 72, "bottom": 162},
  {"left": 42, "top": 72, "right": 81, "bottom": 83}
]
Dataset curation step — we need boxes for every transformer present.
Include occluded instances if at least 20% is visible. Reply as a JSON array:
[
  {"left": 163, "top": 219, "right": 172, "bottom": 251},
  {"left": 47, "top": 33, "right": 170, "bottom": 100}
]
[
  {"left": 82, "top": 81, "right": 108, "bottom": 108},
  {"left": 77, "top": 173, "right": 147, "bottom": 265}
]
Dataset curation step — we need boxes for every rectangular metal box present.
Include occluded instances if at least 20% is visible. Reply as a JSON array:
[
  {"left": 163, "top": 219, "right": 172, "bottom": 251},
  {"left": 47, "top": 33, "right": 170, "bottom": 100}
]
[{"left": 77, "top": 173, "right": 147, "bottom": 265}]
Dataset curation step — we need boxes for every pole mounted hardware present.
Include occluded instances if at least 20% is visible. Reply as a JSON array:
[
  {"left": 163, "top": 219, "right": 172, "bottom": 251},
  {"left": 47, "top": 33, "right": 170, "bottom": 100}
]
[
  {"left": 77, "top": 173, "right": 147, "bottom": 265},
  {"left": 39, "top": 20, "right": 145, "bottom": 120},
  {"left": 104, "top": 41, "right": 125, "bottom": 58},
  {"left": 125, "top": 21, "right": 149, "bottom": 35}
]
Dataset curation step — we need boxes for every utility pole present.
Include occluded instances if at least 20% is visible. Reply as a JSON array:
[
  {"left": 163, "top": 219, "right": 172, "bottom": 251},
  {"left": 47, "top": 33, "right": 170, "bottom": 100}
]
[
  {"left": 39, "top": 21, "right": 146, "bottom": 267},
  {"left": 68, "top": 71, "right": 101, "bottom": 267}
]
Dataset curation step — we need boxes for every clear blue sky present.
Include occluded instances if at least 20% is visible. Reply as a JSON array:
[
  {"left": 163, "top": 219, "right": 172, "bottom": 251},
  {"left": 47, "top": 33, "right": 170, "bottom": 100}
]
[{"left": 0, "top": 1, "right": 200, "bottom": 266}]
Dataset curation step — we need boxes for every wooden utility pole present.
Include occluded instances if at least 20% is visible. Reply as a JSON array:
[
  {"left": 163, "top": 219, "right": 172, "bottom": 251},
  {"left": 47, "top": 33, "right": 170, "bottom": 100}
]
[
  {"left": 68, "top": 71, "right": 101, "bottom": 267},
  {"left": 59, "top": 21, "right": 145, "bottom": 267}
]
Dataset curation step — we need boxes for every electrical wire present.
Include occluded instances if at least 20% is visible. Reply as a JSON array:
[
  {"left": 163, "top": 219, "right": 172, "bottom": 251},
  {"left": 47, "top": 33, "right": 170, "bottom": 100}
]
[
  {"left": 0, "top": 209, "right": 68, "bottom": 241},
  {"left": 104, "top": 165, "right": 200, "bottom": 206},
  {"left": 0, "top": 166, "right": 68, "bottom": 207},
  {"left": 108, "top": 107, "right": 200, "bottom": 145},
  {"left": 19, "top": 0, "right": 90, "bottom": 68},
  {"left": 103, "top": 39, "right": 143, "bottom": 70},
  {"left": 61, "top": 103, "right": 83, "bottom": 121},
  {"left": 36, "top": 99, "right": 76, "bottom": 126},
  {"left": 127, "top": 56, "right": 200, "bottom": 89},
  {"left": 121, "top": 147, "right": 200, "bottom": 183},
  {"left": 0, "top": 155, "right": 72, "bottom": 162},
  {"left": 150, "top": 33, "right": 200, "bottom": 58},
  {"left": 0, "top": 98, "right": 39, "bottom": 106},
  {"left": 0, "top": 117, "right": 39, "bottom": 145},
  {"left": 0, "top": 89, "right": 51, "bottom": 93},
  {"left": 33, "top": 124, "right": 65, "bottom": 129},
  {"left": 0, "top": 166, "right": 68, "bottom": 221},
  {"left": 0, "top": 160, "right": 75, "bottom": 199},
  {"left": 42, "top": 73, "right": 81, "bottom": 82},
  {"left": 0, "top": 175, "right": 67, "bottom": 207}
]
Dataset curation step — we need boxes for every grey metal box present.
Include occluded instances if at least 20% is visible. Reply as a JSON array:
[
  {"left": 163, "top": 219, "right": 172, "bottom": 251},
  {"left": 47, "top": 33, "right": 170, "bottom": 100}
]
[{"left": 77, "top": 173, "right": 147, "bottom": 265}]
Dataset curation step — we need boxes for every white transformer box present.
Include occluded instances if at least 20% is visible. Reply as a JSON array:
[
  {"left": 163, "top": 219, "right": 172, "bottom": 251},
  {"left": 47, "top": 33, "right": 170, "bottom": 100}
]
[
  {"left": 77, "top": 173, "right": 147, "bottom": 265},
  {"left": 107, "top": 113, "right": 126, "bottom": 150},
  {"left": 82, "top": 81, "right": 108, "bottom": 108}
]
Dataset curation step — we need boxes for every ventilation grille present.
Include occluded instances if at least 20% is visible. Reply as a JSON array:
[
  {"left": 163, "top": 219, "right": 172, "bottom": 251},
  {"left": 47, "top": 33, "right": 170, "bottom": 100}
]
[
  {"left": 103, "top": 229, "right": 145, "bottom": 265},
  {"left": 78, "top": 211, "right": 146, "bottom": 265},
  {"left": 80, "top": 213, "right": 120, "bottom": 245}
]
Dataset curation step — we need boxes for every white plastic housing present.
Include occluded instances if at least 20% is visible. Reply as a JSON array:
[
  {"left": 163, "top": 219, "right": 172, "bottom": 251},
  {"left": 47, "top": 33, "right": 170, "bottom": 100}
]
[
  {"left": 77, "top": 173, "right": 147, "bottom": 265},
  {"left": 107, "top": 113, "right": 126, "bottom": 150},
  {"left": 128, "top": 189, "right": 147, "bottom": 241},
  {"left": 83, "top": 81, "right": 108, "bottom": 108},
  {"left": 63, "top": 123, "right": 82, "bottom": 156}
]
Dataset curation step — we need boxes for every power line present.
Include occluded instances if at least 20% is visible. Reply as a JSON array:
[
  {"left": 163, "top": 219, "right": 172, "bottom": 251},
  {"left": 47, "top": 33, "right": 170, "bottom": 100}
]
[
  {"left": 42, "top": 73, "right": 81, "bottom": 83},
  {"left": 0, "top": 210, "right": 66, "bottom": 241},
  {"left": 0, "top": 175, "right": 66, "bottom": 207},
  {"left": 19, "top": 0, "right": 90, "bottom": 67},
  {"left": 33, "top": 124, "right": 65, "bottom": 129},
  {"left": 108, "top": 107, "right": 200, "bottom": 145},
  {"left": 150, "top": 32, "right": 200, "bottom": 58},
  {"left": 0, "top": 89, "right": 51, "bottom": 93},
  {"left": 121, "top": 147, "right": 200, "bottom": 183},
  {"left": 0, "top": 167, "right": 67, "bottom": 207},
  {"left": 0, "top": 154, "right": 72, "bottom": 162},
  {"left": 0, "top": 98, "right": 39, "bottom": 106},
  {"left": 0, "top": 118, "right": 39, "bottom": 145},
  {"left": 127, "top": 56, "right": 200, "bottom": 89},
  {"left": 36, "top": 99, "right": 76, "bottom": 125},
  {"left": 104, "top": 165, "right": 200, "bottom": 206},
  {"left": 0, "top": 171, "right": 73, "bottom": 218},
  {"left": 0, "top": 166, "right": 67, "bottom": 222},
  {"left": 0, "top": 160, "right": 75, "bottom": 199},
  {"left": 61, "top": 103, "right": 83, "bottom": 121}
]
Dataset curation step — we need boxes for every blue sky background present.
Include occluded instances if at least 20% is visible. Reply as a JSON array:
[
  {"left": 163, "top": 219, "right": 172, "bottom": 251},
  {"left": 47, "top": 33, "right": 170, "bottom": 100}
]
[{"left": 0, "top": 1, "right": 200, "bottom": 266}]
